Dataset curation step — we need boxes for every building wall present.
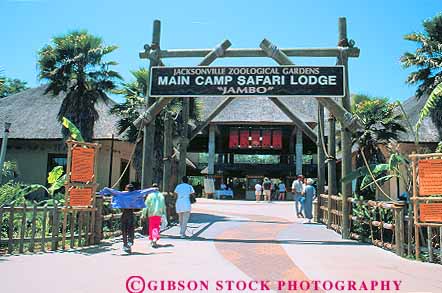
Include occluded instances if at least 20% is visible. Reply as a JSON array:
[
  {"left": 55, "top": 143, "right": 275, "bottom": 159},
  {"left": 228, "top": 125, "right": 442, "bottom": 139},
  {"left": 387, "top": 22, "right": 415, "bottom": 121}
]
[{"left": 3, "top": 139, "right": 136, "bottom": 191}]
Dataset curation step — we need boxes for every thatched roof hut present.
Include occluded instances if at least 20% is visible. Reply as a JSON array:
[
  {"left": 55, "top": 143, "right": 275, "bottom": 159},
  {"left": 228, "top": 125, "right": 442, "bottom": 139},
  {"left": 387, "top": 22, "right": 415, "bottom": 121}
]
[{"left": 0, "top": 86, "right": 119, "bottom": 140}]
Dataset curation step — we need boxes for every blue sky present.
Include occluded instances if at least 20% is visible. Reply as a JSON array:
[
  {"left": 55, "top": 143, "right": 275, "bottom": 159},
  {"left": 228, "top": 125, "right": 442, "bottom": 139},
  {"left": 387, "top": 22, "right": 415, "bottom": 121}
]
[{"left": 0, "top": 0, "right": 441, "bottom": 102}]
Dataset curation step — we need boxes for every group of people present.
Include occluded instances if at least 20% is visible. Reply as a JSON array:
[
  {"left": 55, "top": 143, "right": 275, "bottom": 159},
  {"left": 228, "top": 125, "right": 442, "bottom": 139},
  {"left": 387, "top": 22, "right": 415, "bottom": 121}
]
[
  {"left": 101, "top": 176, "right": 196, "bottom": 254},
  {"left": 292, "top": 175, "right": 317, "bottom": 223},
  {"left": 254, "top": 178, "right": 288, "bottom": 202},
  {"left": 254, "top": 175, "right": 317, "bottom": 223}
]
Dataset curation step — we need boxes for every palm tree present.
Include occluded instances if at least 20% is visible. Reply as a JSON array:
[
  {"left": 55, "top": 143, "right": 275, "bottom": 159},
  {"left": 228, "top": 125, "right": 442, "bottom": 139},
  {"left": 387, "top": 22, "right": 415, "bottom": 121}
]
[
  {"left": 38, "top": 30, "right": 121, "bottom": 141},
  {"left": 0, "top": 77, "right": 29, "bottom": 98},
  {"left": 352, "top": 98, "right": 407, "bottom": 198},
  {"left": 401, "top": 13, "right": 442, "bottom": 136},
  {"left": 111, "top": 68, "right": 202, "bottom": 183}
]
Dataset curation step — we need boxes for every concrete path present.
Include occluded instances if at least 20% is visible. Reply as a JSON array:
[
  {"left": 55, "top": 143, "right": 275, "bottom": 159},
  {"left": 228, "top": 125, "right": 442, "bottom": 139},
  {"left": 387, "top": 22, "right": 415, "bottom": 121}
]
[{"left": 0, "top": 198, "right": 441, "bottom": 293}]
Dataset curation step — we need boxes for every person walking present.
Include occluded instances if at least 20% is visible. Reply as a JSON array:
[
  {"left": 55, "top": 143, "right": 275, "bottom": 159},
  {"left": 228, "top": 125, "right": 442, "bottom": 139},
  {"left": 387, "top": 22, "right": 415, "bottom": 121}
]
[
  {"left": 100, "top": 184, "right": 157, "bottom": 254},
  {"left": 254, "top": 181, "right": 262, "bottom": 202},
  {"left": 174, "top": 176, "right": 195, "bottom": 238},
  {"left": 262, "top": 177, "right": 272, "bottom": 202},
  {"left": 303, "top": 178, "right": 317, "bottom": 223},
  {"left": 120, "top": 184, "right": 135, "bottom": 252},
  {"left": 142, "top": 183, "right": 166, "bottom": 248},
  {"left": 291, "top": 175, "right": 305, "bottom": 218},
  {"left": 278, "top": 180, "right": 286, "bottom": 201}
]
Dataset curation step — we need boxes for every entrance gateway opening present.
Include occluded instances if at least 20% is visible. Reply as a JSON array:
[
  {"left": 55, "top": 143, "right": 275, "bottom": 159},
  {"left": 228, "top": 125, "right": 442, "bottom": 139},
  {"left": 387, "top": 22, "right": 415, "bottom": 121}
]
[{"left": 136, "top": 17, "right": 360, "bottom": 239}]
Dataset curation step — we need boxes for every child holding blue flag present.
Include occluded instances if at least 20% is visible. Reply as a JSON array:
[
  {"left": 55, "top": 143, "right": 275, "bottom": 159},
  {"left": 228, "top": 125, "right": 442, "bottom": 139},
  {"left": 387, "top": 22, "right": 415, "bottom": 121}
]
[{"left": 100, "top": 184, "right": 157, "bottom": 254}]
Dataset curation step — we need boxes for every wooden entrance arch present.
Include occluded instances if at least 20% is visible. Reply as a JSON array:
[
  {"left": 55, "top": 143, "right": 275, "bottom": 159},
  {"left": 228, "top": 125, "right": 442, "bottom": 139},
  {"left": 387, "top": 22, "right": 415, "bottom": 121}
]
[{"left": 135, "top": 17, "right": 361, "bottom": 238}]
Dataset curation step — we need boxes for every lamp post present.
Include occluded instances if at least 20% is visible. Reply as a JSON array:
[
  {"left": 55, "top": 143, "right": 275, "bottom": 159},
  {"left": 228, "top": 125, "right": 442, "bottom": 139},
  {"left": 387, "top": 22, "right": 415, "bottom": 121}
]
[{"left": 0, "top": 122, "right": 11, "bottom": 185}]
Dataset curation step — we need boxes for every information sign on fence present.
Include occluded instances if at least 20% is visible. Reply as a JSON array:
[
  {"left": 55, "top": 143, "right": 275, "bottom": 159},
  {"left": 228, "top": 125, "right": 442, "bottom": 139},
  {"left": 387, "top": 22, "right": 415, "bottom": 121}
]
[
  {"left": 69, "top": 187, "right": 93, "bottom": 207},
  {"left": 418, "top": 159, "right": 442, "bottom": 195},
  {"left": 419, "top": 203, "right": 442, "bottom": 222},
  {"left": 71, "top": 146, "right": 95, "bottom": 183},
  {"left": 149, "top": 66, "right": 344, "bottom": 97}
]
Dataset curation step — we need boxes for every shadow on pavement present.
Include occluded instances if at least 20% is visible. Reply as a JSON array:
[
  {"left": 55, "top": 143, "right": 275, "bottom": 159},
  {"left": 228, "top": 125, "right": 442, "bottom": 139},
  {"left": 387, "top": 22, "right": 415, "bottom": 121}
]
[{"left": 188, "top": 236, "right": 369, "bottom": 246}]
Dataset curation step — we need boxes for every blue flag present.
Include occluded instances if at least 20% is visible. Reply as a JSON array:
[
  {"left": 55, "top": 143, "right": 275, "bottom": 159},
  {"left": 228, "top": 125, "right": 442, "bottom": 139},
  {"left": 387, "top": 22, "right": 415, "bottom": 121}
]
[{"left": 100, "top": 187, "right": 158, "bottom": 209}]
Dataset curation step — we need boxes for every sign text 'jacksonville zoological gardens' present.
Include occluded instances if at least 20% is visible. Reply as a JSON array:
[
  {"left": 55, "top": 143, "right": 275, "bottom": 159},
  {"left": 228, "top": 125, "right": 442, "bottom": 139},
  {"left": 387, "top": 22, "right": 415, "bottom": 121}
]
[{"left": 149, "top": 65, "right": 345, "bottom": 97}]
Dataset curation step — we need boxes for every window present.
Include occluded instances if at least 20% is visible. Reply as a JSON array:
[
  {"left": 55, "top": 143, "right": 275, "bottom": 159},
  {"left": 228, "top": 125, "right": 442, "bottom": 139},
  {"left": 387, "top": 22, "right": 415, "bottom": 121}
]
[{"left": 47, "top": 153, "right": 67, "bottom": 174}]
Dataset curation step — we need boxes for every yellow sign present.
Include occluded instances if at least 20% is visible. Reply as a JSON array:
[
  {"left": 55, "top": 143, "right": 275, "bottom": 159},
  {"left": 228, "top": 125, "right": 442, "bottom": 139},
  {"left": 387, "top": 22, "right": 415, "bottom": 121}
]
[{"left": 418, "top": 159, "right": 442, "bottom": 196}]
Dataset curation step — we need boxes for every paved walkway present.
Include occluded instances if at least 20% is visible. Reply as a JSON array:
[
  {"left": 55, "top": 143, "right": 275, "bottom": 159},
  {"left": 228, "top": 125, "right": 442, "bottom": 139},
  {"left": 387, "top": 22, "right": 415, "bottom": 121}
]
[{"left": 1, "top": 199, "right": 441, "bottom": 293}]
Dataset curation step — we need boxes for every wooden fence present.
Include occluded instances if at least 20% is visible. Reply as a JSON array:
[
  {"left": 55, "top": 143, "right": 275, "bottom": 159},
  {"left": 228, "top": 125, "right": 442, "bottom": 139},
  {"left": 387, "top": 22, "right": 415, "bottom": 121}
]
[
  {"left": 317, "top": 194, "right": 442, "bottom": 264},
  {"left": 0, "top": 193, "right": 179, "bottom": 255}
]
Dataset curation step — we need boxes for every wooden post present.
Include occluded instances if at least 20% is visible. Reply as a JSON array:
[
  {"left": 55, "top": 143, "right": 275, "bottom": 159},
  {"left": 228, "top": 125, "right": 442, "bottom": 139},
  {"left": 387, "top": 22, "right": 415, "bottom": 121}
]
[
  {"left": 394, "top": 202, "right": 405, "bottom": 256},
  {"left": 141, "top": 19, "right": 161, "bottom": 188},
  {"left": 208, "top": 125, "right": 216, "bottom": 176},
  {"left": 162, "top": 113, "right": 173, "bottom": 192},
  {"left": 41, "top": 204, "right": 47, "bottom": 252},
  {"left": 51, "top": 201, "right": 59, "bottom": 251},
  {"left": 316, "top": 103, "right": 325, "bottom": 222},
  {"left": 338, "top": 17, "right": 351, "bottom": 239},
  {"left": 8, "top": 204, "right": 14, "bottom": 254},
  {"left": 327, "top": 113, "right": 336, "bottom": 228},
  {"left": 0, "top": 206, "right": 3, "bottom": 246},
  {"left": 94, "top": 195, "right": 103, "bottom": 244},
  {"left": 411, "top": 154, "right": 420, "bottom": 260},
  {"left": 19, "top": 202, "right": 26, "bottom": 253},
  {"left": 295, "top": 128, "right": 303, "bottom": 175},
  {"left": 317, "top": 102, "right": 326, "bottom": 194},
  {"left": 427, "top": 226, "right": 433, "bottom": 262},
  {"left": 178, "top": 98, "right": 190, "bottom": 178},
  {"left": 70, "top": 211, "right": 75, "bottom": 249}
]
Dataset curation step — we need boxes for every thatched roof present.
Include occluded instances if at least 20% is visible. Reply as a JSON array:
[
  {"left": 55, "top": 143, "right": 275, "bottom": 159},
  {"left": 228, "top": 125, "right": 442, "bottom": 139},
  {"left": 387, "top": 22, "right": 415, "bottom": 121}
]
[
  {"left": 199, "top": 96, "right": 318, "bottom": 124},
  {"left": 0, "top": 86, "right": 119, "bottom": 139},
  {"left": 397, "top": 95, "right": 441, "bottom": 143}
]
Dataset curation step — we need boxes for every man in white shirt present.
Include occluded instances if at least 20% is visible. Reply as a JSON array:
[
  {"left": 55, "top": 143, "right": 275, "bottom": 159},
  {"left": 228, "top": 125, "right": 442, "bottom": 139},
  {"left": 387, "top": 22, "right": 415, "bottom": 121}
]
[
  {"left": 291, "top": 175, "right": 305, "bottom": 218},
  {"left": 254, "top": 182, "right": 262, "bottom": 202},
  {"left": 174, "top": 176, "right": 195, "bottom": 238}
]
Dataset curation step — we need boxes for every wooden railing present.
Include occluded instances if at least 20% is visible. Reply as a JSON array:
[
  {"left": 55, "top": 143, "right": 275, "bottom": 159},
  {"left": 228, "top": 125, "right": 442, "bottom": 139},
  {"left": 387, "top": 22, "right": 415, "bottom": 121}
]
[
  {"left": 318, "top": 194, "right": 442, "bottom": 264},
  {"left": 0, "top": 202, "right": 96, "bottom": 254}
]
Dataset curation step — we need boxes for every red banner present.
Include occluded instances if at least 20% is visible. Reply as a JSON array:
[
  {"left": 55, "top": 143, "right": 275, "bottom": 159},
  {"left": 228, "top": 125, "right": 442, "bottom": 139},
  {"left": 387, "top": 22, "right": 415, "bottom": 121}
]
[
  {"left": 272, "top": 129, "right": 282, "bottom": 149},
  {"left": 262, "top": 130, "right": 271, "bottom": 148},
  {"left": 229, "top": 129, "right": 239, "bottom": 149},
  {"left": 239, "top": 129, "right": 249, "bottom": 148},
  {"left": 250, "top": 130, "right": 261, "bottom": 148}
]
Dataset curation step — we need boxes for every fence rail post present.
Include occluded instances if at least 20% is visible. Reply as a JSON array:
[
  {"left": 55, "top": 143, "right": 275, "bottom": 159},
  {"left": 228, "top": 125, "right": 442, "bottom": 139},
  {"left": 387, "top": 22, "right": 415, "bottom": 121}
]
[
  {"left": 394, "top": 201, "right": 406, "bottom": 257},
  {"left": 94, "top": 195, "right": 104, "bottom": 244}
]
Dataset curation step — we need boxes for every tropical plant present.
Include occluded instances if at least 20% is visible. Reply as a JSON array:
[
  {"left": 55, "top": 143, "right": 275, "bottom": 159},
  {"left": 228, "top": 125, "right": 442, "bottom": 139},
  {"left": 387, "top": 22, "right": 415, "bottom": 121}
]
[
  {"left": 350, "top": 98, "right": 407, "bottom": 199},
  {"left": 111, "top": 68, "right": 202, "bottom": 182},
  {"left": 62, "top": 116, "right": 85, "bottom": 142},
  {"left": 37, "top": 30, "right": 121, "bottom": 141},
  {"left": 0, "top": 77, "right": 29, "bottom": 98},
  {"left": 401, "top": 13, "right": 442, "bottom": 137}
]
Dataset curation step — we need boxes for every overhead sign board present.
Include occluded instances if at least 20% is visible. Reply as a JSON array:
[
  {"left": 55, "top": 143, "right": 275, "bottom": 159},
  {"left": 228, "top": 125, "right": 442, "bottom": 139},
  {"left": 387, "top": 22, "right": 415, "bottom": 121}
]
[{"left": 149, "top": 66, "right": 344, "bottom": 97}]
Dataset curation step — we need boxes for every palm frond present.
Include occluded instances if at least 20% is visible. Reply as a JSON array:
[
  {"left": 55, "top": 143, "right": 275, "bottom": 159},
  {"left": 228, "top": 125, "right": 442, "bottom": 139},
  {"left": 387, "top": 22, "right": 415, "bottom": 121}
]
[{"left": 416, "top": 82, "right": 442, "bottom": 131}]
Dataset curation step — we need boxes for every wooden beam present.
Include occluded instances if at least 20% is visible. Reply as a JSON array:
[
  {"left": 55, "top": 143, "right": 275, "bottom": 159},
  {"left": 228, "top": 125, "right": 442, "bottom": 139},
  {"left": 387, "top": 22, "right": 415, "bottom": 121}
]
[
  {"left": 141, "top": 19, "right": 161, "bottom": 188},
  {"left": 162, "top": 113, "right": 173, "bottom": 193},
  {"left": 259, "top": 38, "right": 362, "bottom": 133},
  {"left": 148, "top": 47, "right": 360, "bottom": 59},
  {"left": 178, "top": 97, "right": 190, "bottom": 178},
  {"left": 189, "top": 97, "right": 235, "bottom": 141},
  {"left": 133, "top": 39, "right": 233, "bottom": 129},
  {"left": 268, "top": 97, "right": 317, "bottom": 142},
  {"left": 315, "top": 97, "right": 362, "bottom": 132},
  {"left": 339, "top": 17, "right": 352, "bottom": 240}
]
